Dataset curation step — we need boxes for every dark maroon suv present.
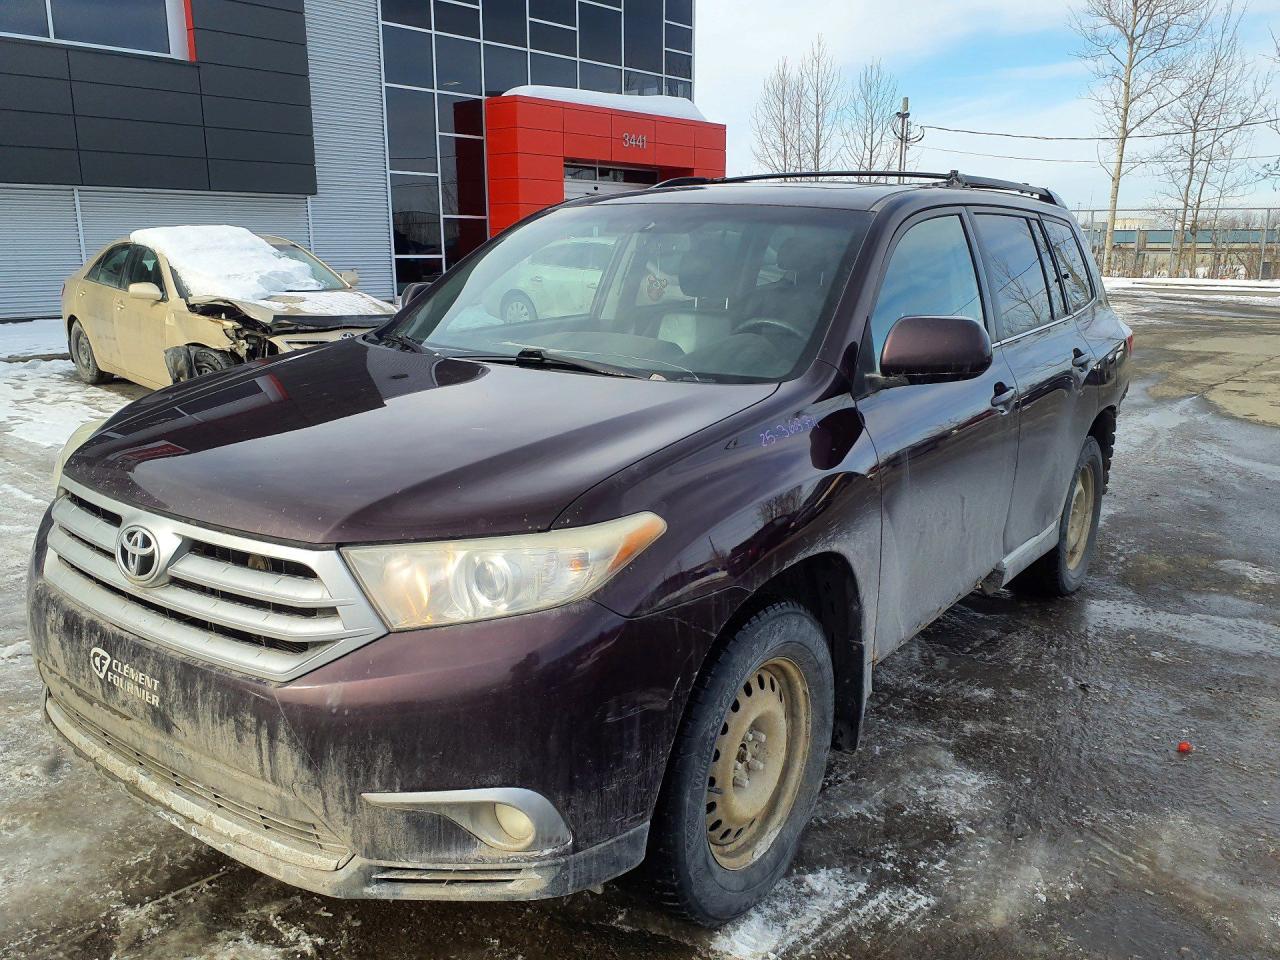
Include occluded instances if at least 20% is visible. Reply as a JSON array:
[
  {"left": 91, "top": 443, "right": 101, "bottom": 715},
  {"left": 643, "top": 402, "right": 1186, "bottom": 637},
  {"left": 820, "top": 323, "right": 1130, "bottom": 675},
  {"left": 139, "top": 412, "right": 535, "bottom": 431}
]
[{"left": 28, "top": 171, "right": 1131, "bottom": 925}]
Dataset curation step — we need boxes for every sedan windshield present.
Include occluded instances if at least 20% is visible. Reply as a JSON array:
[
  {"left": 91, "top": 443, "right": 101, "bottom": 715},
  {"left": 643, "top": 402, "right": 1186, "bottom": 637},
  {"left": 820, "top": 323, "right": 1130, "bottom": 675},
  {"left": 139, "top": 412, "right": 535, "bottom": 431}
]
[
  {"left": 266, "top": 239, "right": 347, "bottom": 291},
  {"left": 387, "top": 202, "right": 871, "bottom": 383}
]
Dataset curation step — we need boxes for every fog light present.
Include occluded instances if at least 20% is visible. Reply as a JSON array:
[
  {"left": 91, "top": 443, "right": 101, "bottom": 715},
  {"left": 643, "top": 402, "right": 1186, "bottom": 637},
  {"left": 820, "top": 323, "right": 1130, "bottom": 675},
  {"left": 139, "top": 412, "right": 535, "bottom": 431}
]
[{"left": 493, "top": 802, "right": 535, "bottom": 844}]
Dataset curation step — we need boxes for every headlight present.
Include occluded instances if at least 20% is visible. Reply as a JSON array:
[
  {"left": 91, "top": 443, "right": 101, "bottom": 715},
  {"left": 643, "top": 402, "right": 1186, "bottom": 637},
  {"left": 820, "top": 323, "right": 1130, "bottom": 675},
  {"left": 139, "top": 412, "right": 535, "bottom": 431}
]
[
  {"left": 53, "top": 418, "right": 107, "bottom": 490},
  {"left": 342, "top": 512, "right": 666, "bottom": 630}
]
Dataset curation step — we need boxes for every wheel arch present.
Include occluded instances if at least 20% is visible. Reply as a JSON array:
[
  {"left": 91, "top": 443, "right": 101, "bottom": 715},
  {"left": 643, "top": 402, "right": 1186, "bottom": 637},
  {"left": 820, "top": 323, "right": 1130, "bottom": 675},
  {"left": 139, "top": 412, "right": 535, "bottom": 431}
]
[{"left": 1088, "top": 405, "right": 1117, "bottom": 491}]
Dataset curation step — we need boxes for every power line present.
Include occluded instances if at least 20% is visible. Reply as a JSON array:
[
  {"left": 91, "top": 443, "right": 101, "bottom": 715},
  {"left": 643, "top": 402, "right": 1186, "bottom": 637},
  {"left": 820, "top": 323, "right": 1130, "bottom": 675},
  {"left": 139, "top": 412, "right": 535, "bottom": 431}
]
[
  {"left": 920, "top": 116, "right": 1280, "bottom": 141},
  {"left": 918, "top": 143, "right": 1280, "bottom": 164}
]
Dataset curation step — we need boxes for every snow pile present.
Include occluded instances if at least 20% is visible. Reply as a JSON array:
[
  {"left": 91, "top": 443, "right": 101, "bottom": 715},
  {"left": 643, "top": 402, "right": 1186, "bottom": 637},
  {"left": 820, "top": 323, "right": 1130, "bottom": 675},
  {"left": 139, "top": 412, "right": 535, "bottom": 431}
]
[
  {"left": 503, "top": 84, "right": 710, "bottom": 121},
  {"left": 0, "top": 318, "right": 66, "bottom": 360},
  {"left": 256, "top": 290, "right": 394, "bottom": 316},
  {"left": 130, "top": 225, "right": 323, "bottom": 301},
  {"left": 0, "top": 359, "right": 133, "bottom": 449}
]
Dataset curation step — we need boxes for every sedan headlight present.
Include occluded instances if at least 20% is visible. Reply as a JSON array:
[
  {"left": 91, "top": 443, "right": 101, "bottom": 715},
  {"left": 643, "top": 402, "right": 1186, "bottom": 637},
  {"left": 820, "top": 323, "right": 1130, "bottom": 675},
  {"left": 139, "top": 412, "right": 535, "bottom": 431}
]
[{"left": 342, "top": 512, "right": 666, "bottom": 630}]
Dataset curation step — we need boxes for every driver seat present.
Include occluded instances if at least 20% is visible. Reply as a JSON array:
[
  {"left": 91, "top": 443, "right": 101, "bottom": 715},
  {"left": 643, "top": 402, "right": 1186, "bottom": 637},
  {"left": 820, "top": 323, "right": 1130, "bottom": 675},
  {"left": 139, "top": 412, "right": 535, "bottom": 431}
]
[{"left": 741, "top": 236, "right": 840, "bottom": 334}]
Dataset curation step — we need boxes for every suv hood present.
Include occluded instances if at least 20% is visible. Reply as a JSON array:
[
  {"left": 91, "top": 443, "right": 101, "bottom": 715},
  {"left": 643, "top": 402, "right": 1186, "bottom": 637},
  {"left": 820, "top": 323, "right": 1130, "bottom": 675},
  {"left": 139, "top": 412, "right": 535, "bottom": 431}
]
[{"left": 65, "top": 338, "right": 775, "bottom": 544}]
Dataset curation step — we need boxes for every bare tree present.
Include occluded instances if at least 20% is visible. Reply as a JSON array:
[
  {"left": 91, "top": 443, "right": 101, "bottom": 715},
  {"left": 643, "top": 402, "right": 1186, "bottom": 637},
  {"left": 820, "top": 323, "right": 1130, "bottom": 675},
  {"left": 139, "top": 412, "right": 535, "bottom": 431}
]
[
  {"left": 842, "top": 60, "right": 900, "bottom": 171},
  {"left": 1074, "top": 0, "right": 1210, "bottom": 274},
  {"left": 750, "top": 36, "right": 846, "bottom": 175},
  {"left": 1156, "top": 3, "right": 1272, "bottom": 275},
  {"left": 750, "top": 57, "right": 804, "bottom": 174},
  {"left": 796, "top": 36, "right": 847, "bottom": 171}
]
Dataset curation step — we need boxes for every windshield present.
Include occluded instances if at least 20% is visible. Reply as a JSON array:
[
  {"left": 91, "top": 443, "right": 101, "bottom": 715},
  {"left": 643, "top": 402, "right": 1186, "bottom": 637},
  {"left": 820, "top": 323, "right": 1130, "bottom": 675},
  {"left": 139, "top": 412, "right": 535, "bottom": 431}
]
[
  {"left": 386, "top": 203, "right": 871, "bottom": 383},
  {"left": 265, "top": 239, "right": 347, "bottom": 291}
]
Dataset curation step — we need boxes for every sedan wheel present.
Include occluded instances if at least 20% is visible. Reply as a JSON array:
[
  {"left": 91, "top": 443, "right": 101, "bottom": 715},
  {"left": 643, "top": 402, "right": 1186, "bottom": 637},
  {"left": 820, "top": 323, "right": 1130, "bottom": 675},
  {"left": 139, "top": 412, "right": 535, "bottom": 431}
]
[{"left": 69, "top": 321, "right": 110, "bottom": 385}]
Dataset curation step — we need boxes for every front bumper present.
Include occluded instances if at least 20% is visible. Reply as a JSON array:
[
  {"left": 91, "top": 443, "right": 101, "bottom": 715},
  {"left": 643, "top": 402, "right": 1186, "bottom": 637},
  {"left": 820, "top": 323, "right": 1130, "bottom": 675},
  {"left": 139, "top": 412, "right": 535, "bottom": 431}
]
[{"left": 28, "top": 510, "right": 724, "bottom": 900}]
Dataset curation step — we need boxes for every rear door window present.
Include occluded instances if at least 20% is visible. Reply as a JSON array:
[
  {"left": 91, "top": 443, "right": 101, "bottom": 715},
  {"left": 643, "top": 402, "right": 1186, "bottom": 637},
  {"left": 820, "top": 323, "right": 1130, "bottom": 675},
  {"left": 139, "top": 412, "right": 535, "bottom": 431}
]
[
  {"left": 867, "top": 214, "right": 984, "bottom": 366},
  {"left": 974, "top": 214, "right": 1054, "bottom": 339},
  {"left": 88, "top": 244, "right": 134, "bottom": 289},
  {"left": 1042, "top": 218, "right": 1094, "bottom": 313}
]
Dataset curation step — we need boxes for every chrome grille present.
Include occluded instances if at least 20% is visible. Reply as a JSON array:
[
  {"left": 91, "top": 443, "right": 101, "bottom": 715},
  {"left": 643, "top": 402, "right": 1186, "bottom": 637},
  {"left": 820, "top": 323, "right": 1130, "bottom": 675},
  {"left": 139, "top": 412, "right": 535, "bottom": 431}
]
[{"left": 44, "top": 478, "right": 385, "bottom": 681}]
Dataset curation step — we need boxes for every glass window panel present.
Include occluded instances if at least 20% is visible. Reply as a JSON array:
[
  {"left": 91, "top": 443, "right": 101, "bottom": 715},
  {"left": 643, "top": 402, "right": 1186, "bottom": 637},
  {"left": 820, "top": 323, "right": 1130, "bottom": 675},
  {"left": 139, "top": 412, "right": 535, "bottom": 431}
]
[
  {"left": 125, "top": 245, "right": 166, "bottom": 291},
  {"left": 482, "top": 0, "right": 526, "bottom": 47},
  {"left": 664, "top": 50, "right": 691, "bottom": 80},
  {"left": 623, "top": 70, "right": 661, "bottom": 95},
  {"left": 444, "top": 218, "right": 489, "bottom": 267},
  {"left": 579, "top": 61, "right": 621, "bottom": 93},
  {"left": 437, "top": 93, "right": 484, "bottom": 136},
  {"left": 382, "top": 24, "right": 434, "bottom": 88},
  {"left": 395, "top": 257, "right": 445, "bottom": 294},
  {"left": 1043, "top": 218, "right": 1095, "bottom": 312},
  {"left": 391, "top": 174, "right": 443, "bottom": 256},
  {"left": 1031, "top": 218, "right": 1068, "bottom": 317},
  {"left": 385, "top": 86, "right": 438, "bottom": 173},
  {"left": 974, "top": 214, "right": 1055, "bottom": 339},
  {"left": 623, "top": 0, "right": 662, "bottom": 73},
  {"left": 664, "top": 77, "right": 691, "bottom": 99},
  {"left": 531, "top": 52, "right": 577, "bottom": 88},
  {"left": 435, "top": 35, "right": 482, "bottom": 94},
  {"left": 439, "top": 135, "right": 487, "bottom": 216},
  {"left": 577, "top": 3, "right": 620, "bottom": 64},
  {"left": 529, "top": 0, "right": 574, "bottom": 24},
  {"left": 483, "top": 42, "right": 528, "bottom": 97},
  {"left": 381, "top": 0, "right": 431, "bottom": 30},
  {"left": 51, "top": 0, "right": 172, "bottom": 54},
  {"left": 0, "top": 0, "right": 49, "bottom": 38},
  {"left": 433, "top": 0, "right": 479, "bottom": 37},
  {"left": 869, "top": 216, "right": 984, "bottom": 365},
  {"left": 89, "top": 244, "right": 135, "bottom": 289},
  {"left": 666, "top": 0, "right": 691, "bottom": 24},
  {"left": 530, "top": 20, "right": 575, "bottom": 56},
  {"left": 665, "top": 22, "right": 691, "bottom": 53}
]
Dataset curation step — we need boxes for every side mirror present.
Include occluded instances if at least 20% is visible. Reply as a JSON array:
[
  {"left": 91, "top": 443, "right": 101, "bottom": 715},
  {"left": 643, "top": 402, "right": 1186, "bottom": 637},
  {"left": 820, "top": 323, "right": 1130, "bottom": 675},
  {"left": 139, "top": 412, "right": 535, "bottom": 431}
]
[
  {"left": 127, "top": 282, "right": 163, "bottom": 302},
  {"left": 399, "top": 281, "right": 433, "bottom": 306},
  {"left": 878, "top": 315, "right": 992, "bottom": 384},
  {"left": 340, "top": 270, "right": 359, "bottom": 287}
]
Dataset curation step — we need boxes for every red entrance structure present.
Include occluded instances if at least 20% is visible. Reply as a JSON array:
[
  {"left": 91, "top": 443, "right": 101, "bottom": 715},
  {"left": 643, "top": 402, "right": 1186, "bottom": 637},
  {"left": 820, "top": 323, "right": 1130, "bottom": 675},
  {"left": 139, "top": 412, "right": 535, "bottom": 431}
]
[{"left": 484, "top": 87, "right": 727, "bottom": 236}]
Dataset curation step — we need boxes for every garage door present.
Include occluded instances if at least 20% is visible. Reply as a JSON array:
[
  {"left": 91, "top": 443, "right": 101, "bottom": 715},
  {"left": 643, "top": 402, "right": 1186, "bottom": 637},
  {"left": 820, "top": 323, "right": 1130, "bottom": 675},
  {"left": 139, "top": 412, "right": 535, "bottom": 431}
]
[
  {"left": 0, "top": 186, "right": 82, "bottom": 320},
  {"left": 77, "top": 189, "right": 311, "bottom": 259}
]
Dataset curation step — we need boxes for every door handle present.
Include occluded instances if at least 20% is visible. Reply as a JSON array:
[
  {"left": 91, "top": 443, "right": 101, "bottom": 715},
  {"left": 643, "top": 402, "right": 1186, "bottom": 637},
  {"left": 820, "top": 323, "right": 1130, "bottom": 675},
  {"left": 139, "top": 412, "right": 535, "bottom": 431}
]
[
  {"left": 113, "top": 300, "right": 125, "bottom": 311},
  {"left": 1071, "top": 348, "right": 1092, "bottom": 370},
  {"left": 991, "top": 383, "right": 1017, "bottom": 411}
]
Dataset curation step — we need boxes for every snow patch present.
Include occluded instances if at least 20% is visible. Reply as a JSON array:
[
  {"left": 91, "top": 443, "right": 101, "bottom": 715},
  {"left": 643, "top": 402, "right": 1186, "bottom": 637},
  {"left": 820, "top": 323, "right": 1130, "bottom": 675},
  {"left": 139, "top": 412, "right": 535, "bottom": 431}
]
[
  {"left": 0, "top": 359, "right": 132, "bottom": 449},
  {"left": 131, "top": 225, "right": 323, "bottom": 301},
  {"left": 0, "top": 318, "right": 67, "bottom": 360},
  {"left": 0, "top": 641, "right": 31, "bottom": 660},
  {"left": 503, "top": 84, "right": 710, "bottom": 121},
  {"left": 710, "top": 869, "right": 868, "bottom": 959},
  {"left": 249, "top": 290, "right": 394, "bottom": 317}
]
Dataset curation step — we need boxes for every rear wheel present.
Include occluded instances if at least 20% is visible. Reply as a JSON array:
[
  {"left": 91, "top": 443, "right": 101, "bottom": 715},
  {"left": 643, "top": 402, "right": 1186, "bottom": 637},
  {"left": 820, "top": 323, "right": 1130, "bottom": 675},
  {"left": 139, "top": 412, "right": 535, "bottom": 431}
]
[
  {"left": 68, "top": 320, "right": 110, "bottom": 385},
  {"left": 644, "top": 602, "right": 833, "bottom": 926},
  {"left": 1010, "top": 437, "right": 1104, "bottom": 597}
]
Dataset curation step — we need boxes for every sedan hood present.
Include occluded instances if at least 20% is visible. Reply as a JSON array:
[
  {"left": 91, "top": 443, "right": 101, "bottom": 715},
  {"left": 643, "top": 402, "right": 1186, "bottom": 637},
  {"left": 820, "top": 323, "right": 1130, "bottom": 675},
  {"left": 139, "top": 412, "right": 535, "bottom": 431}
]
[{"left": 65, "top": 338, "right": 775, "bottom": 544}]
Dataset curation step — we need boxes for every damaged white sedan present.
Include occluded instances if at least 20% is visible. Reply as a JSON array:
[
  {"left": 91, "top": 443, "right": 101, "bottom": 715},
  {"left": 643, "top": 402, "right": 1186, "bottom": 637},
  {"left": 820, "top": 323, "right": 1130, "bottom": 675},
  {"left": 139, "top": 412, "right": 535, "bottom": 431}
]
[{"left": 62, "top": 224, "right": 396, "bottom": 389}]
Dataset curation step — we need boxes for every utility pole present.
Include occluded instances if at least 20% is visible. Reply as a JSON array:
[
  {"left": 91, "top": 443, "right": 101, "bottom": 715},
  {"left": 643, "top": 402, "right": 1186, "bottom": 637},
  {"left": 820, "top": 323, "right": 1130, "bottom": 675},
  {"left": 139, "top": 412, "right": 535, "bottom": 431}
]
[{"left": 893, "top": 97, "right": 924, "bottom": 183}]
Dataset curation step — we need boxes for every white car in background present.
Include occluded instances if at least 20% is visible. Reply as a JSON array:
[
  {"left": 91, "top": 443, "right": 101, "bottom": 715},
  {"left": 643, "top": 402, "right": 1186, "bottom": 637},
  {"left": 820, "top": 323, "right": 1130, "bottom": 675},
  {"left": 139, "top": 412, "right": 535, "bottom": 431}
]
[{"left": 485, "top": 238, "right": 617, "bottom": 323}]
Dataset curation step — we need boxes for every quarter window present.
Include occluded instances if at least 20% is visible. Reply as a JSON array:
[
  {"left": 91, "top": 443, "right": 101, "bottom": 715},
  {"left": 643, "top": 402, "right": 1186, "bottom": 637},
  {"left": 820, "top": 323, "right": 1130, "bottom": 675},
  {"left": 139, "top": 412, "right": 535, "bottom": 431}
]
[
  {"left": 868, "top": 215, "right": 984, "bottom": 367},
  {"left": 974, "top": 214, "right": 1055, "bottom": 340},
  {"left": 1, "top": 0, "right": 186, "bottom": 57},
  {"left": 1042, "top": 218, "right": 1094, "bottom": 313}
]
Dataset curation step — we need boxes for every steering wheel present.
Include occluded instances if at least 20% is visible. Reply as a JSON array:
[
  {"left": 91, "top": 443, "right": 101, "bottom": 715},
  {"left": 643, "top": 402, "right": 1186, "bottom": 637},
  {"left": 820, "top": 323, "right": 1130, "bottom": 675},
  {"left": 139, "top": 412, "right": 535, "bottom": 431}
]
[{"left": 737, "top": 318, "right": 809, "bottom": 342}]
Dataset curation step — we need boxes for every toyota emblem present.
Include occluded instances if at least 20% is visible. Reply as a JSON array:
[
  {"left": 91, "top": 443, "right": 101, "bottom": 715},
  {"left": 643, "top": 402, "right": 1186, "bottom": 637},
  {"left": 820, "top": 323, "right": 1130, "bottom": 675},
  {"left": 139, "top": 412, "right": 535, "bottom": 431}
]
[{"left": 116, "top": 525, "right": 161, "bottom": 584}]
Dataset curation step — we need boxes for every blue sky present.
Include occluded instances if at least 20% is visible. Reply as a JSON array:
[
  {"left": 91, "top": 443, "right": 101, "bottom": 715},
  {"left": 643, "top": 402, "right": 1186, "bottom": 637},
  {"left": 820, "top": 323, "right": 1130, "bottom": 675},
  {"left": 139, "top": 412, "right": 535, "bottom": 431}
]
[{"left": 695, "top": 0, "right": 1280, "bottom": 211}]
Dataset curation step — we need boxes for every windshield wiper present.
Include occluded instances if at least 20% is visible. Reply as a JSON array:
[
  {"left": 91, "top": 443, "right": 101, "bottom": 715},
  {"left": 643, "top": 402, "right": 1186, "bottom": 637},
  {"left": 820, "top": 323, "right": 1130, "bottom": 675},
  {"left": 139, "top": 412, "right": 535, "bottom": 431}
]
[
  {"left": 454, "top": 348, "right": 644, "bottom": 379},
  {"left": 376, "top": 332, "right": 428, "bottom": 353}
]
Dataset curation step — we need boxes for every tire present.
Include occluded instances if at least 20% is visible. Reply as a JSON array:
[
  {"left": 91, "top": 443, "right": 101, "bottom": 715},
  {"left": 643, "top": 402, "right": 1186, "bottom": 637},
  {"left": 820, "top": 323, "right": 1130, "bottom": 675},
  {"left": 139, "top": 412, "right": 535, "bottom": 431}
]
[
  {"left": 68, "top": 320, "right": 110, "bottom": 385},
  {"left": 500, "top": 291, "right": 536, "bottom": 325},
  {"left": 1010, "top": 436, "right": 1105, "bottom": 597},
  {"left": 643, "top": 601, "right": 834, "bottom": 926},
  {"left": 187, "top": 347, "right": 237, "bottom": 381}
]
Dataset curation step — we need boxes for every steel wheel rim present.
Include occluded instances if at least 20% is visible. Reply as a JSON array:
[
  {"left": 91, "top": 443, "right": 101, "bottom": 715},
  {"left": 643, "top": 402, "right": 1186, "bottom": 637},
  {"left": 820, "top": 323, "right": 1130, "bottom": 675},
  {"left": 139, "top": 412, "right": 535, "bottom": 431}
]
[
  {"left": 72, "top": 328, "right": 91, "bottom": 372},
  {"left": 705, "top": 657, "right": 812, "bottom": 871},
  {"left": 1065, "top": 464, "right": 1095, "bottom": 570},
  {"left": 504, "top": 299, "right": 530, "bottom": 323}
]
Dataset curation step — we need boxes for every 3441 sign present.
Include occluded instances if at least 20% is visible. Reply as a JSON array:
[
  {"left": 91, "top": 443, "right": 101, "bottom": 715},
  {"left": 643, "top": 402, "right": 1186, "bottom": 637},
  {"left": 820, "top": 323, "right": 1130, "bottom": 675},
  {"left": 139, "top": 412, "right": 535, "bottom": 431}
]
[{"left": 621, "top": 132, "right": 648, "bottom": 149}]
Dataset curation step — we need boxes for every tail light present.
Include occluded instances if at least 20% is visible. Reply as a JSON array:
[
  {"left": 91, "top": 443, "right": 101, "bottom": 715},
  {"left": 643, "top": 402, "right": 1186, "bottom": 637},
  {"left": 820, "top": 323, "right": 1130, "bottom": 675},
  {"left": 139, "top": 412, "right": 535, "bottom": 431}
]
[{"left": 1125, "top": 332, "right": 1134, "bottom": 355}]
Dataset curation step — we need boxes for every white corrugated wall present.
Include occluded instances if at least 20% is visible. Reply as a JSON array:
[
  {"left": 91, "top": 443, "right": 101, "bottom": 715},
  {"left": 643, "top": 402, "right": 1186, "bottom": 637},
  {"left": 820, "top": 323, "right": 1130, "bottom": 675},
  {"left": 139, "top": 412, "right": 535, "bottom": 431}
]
[
  {"left": 77, "top": 189, "right": 311, "bottom": 260},
  {"left": 0, "top": 186, "right": 83, "bottom": 320},
  {"left": 302, "top": 0, "right": 395, "bottom": 300}
]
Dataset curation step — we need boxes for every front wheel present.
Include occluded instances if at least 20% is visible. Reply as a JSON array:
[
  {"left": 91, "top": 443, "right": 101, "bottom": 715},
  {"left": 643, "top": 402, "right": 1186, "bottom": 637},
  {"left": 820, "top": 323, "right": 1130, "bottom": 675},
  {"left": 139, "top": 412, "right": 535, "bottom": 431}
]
[
  {"left": 500, "top": 291, "right": 536, "bottom": 325},
  {"left": 643, "top": 602, "right": 834, "bottom": 926},
  {"left": 1010, "top": 437, "right": 1104, "bottom": 597}
]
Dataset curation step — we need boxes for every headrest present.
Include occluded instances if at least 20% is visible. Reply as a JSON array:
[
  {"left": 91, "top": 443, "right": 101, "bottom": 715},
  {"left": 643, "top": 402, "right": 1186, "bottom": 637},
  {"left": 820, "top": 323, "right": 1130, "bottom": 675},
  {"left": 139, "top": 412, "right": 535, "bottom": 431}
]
[
  {"left": 677, "top": 248, "right": 734, "bottom": 299},
  {"left": 776, "top": 236, "right": 840, "bottom": 274}
]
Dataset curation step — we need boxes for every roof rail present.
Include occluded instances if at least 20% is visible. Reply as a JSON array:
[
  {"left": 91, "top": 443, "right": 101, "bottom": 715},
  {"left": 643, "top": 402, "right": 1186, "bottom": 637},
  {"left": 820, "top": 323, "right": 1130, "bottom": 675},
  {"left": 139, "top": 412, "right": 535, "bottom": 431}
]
[{"left": 652, "top": 169, "right": 1064, "bottom": 207}]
